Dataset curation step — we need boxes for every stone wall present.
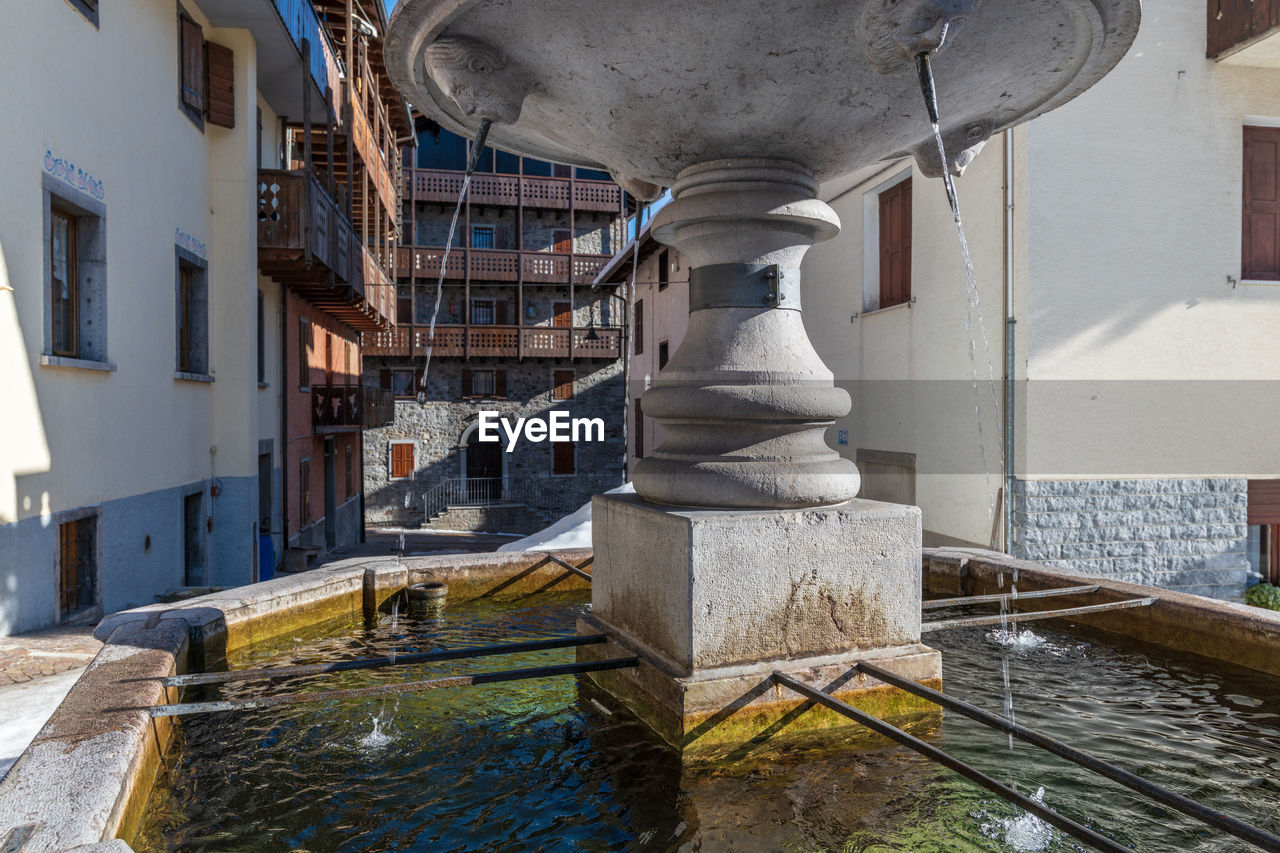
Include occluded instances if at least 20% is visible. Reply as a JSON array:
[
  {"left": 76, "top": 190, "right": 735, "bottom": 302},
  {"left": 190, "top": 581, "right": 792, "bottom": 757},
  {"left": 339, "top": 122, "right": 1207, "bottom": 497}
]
[
  {"left": 1011, "top": 477, "right": 1251, "bottom": 599},
  {"left": 363, "top": 355, "right": 625, "bottom": 527}
]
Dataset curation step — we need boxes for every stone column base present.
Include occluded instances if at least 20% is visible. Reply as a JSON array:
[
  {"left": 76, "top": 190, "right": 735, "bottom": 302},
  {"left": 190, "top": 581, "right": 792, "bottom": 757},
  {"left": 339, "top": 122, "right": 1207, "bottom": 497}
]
[
  {"left": 577, "top": 620, "right": 942, "bottom": 763},
  {"left": 583, "top": 493, "right": 941, "bottom": 762}
]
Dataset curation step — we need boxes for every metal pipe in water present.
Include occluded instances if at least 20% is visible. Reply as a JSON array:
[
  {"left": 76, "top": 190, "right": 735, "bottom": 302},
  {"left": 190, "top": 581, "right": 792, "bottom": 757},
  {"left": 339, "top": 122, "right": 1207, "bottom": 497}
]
[{"left": 419, "top": 119, "right": 494, "bottom": 401}]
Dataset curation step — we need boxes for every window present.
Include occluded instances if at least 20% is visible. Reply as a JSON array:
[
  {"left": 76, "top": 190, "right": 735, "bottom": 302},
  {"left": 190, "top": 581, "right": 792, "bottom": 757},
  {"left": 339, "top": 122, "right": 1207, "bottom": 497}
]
[
  {"left": 300, "top": 459, "right": 311, "bottom": 524},
  {"left": 472, "top": 225, "right": 495, "bottom": 249},
  {"left": 175, "top": 247, "right": 209, "bottom": 376},
  {"left": 552, "top": 440, "right": 575, "bottom": 475},
  {"left": 345, "top": 443, "right": 354, "bottom": 497},
  {"left": 298, "top": 318, "right": 310, "bottom": 389},
  {"left": 658, "top": 249, "right": 669, "bottom": 290},
  {"left": 472, "top": 298, "right": 496, "bottom": 325},
  {"left": 57, "top": 514, "right": 98, "bottom": 619},
  {"left": 1243, "top": 126, "right": 1280, "bottom": 281},
  {"left": 257, "top": 290, "right": 265, "bottom": 384},
  {"left": 391, "top": 369, "right": 416, "bottom": 398},
  {"left": 1248, "top": 479, "right": 1280, "bottom": 585},
  {"left": 390, "top": 442, "right": 415, "bottom": 480},
  {"left": 43, "top": 180, "right": 107, "bottom": 365},
  {"left": 553, "top": 369, "right": 575, "bottom": 400},
  {"left": 50, "top": 207, "right": 78, "bottom": 357},
  {"left": 472, "top": 369, "right": 496, "bottom": 396},
  {"left": 633, "top": 299, "right": 644, "bottom": 355},
  {"left": 634, "top": 398, "right": 644, "bottom": 460},
  {"left": 878, "top": 177, "right": 912, "bottom": 309},
  {"left": 179, "top": 10, "right": 205, "bottom": 128},
  {"left": 553, "top": 163, "right": 572, "bottom": 178},
  {"left": 397, "top": 285, "right": 412, "bottom": 324},
  {"left": 461, "top": 368, "right": 505, "bottom": 398},
  {"left": 658, "top": 340, "right": 669, "bottom": 369}
]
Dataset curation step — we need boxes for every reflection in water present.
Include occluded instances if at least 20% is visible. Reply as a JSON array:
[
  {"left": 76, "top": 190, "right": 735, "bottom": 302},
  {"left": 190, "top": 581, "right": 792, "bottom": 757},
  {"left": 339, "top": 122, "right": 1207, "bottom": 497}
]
[{"left": 136, "top": 592, "right": 1280, "bottom": 852}]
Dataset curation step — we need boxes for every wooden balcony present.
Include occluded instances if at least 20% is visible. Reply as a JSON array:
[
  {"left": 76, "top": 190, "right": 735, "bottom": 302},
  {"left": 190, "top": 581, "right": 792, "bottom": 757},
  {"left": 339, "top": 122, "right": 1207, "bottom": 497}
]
[
  {"left": 312, "top": 384, "right": 395, "bottom": 431},
  {"left": 1208, "top": 0, "right": 1280, "bottom": 60},
  {"left": 362, "top": 324, "right": 623, "bottom": 360},
  {"left": 395, "top": 247, "right": 610, "bottom": 284},
  {"left": 403, "top": 168, "right": 623, "bottom": 213},
  {"left": 258, "top": 169, "right": 394, "bottom": 331}
]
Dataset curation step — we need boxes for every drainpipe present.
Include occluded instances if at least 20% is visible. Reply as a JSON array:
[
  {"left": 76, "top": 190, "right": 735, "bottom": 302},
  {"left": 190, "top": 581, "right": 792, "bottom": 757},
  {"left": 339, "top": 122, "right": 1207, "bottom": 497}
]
[
  {"left": 1003, "top": 129, "right": 1016, "bottom": 554},
  {"left": 280, "top": 281, "right": 290, "bottom": 549}
]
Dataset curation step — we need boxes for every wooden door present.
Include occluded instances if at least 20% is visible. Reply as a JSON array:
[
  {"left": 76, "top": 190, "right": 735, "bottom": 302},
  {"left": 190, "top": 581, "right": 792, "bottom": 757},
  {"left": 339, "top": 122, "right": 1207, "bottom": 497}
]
[
  {"left": 1244, "top": 127, "right": 1280, "bottom": 281},
  {"left": 553, "top": 301, "right": 572, "bottom": 327},
  {"left": 552, "top": 229, "right": 572, "bottom": 254}
]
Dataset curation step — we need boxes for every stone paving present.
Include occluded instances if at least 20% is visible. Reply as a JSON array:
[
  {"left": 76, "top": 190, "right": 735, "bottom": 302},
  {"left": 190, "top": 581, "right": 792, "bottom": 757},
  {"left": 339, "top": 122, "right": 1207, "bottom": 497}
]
[{"left": 0, "top": 625, "right": 102, "bottom": 686}]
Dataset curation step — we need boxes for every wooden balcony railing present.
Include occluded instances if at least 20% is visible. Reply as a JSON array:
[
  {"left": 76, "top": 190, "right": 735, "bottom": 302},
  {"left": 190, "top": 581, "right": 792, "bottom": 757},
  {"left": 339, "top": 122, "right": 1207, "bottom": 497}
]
[
  {"left": 362, "top": 324, "right": 623, "bottom": 360},
  {"left": 1208, "top": 0, "right": 1280, "bottom": 58},
  {"left": 402, "top": 168, "right": 623, "bottom": 212},
  {"left": 345, "top": 88, "right": 398, "bottom": 218},
  {"left": 257, "top": 169, "right": 395, "bottom": 331},
  {"left": 395, "top": 247, "right": 610, "bottom": 284},
  {"left": 312, "top": 384, "right": 395, "bottom": 430}
]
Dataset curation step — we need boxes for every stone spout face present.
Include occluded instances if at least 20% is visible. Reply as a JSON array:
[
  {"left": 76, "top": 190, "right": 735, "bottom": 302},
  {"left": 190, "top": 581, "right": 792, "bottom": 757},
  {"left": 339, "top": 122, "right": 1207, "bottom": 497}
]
[
  {"left": 422, "top": 36, "right": 535, "bottom": 125},
  {"left": 861, "top": 0, "right": 980, "bottom": 75},
  {"left": 911, "top": 115, "right": 995, "bottom": 177},
  {"left": 631, "top": 160, "right": 861, "bottom": 509}
]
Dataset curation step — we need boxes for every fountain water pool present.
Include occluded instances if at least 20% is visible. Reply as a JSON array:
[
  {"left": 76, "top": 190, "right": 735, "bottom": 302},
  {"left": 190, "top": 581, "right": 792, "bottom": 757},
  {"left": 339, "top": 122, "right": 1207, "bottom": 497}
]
[{"left": 132, "top": 587, "right": 1280, "bottom": 852}]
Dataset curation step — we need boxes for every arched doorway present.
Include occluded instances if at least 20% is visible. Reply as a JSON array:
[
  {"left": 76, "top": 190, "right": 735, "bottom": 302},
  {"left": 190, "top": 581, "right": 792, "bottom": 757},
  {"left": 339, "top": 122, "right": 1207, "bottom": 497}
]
[{"left": 459, "top": 421, "right": 507, "bottom": 503}]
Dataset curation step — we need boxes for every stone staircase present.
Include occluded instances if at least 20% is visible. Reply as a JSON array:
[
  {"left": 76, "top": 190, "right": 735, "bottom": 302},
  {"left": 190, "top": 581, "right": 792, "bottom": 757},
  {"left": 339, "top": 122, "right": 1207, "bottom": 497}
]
[{"left": 422, "top": 503, "right": 554, "bottom": 535}]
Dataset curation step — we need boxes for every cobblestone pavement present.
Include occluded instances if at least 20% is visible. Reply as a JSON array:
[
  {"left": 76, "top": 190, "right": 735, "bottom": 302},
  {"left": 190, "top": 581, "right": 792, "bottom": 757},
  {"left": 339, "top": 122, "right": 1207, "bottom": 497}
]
[{"left": 0, "top": 625, "right": 102, "bottom": 686}]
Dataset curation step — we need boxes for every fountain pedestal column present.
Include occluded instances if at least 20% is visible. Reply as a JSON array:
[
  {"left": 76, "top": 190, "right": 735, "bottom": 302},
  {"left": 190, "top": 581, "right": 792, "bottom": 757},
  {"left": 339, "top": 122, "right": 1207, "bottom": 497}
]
[{"left": 580, "top": 161, "right": 940, "bottom": 759}]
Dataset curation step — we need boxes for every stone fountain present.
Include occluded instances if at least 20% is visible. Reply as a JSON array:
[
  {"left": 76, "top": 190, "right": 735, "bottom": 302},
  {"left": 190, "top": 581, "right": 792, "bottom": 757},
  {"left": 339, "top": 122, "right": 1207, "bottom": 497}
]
[{"left": 385, "top": 0, "right": 1140, "bottom": 756}]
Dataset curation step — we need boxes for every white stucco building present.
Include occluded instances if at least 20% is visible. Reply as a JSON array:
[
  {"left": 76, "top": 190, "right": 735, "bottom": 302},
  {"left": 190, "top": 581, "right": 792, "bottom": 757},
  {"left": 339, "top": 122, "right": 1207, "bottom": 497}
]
[{"left": 803, "top": 0, "right": 1280, "bottom": 598}]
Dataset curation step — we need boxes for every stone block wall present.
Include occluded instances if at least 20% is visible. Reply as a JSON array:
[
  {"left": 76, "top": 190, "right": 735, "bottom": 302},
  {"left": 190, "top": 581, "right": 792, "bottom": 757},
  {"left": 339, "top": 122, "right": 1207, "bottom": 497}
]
[
  {"left": 362, "top": 356, "right": 625, "bottom": 527},
  {"left": 1011, "top": 477, "right": 1250, "bottom": 599}
]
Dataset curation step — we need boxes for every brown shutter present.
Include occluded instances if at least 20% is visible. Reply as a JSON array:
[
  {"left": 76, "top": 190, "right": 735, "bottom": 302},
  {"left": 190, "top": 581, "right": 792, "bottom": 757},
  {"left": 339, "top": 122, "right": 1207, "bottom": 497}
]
[
  {"left": 391, "top": 444, "right": 414, "bottom": 479},
  {"left": 204, "top": 42, "right": 235, "bottom": 128},
  {"left": 1244, "top": 127, "right": 1280, "bottom": 281},
  {"left": 633, "top": 299, "right": 644, "bottom": 355},
  {"left": 461, "top": 368, "right": 472, "bottom": 398},
  {"left": 879, "top": 178, "right": 912, "bottom": 307},
  {"left": 496, "top": 300, "right": 508, "bottom": 325},
  {"left": 379, "top": 369, "right": 391, "bottom": 390},
  {"left": 553, "top": 441, "right": 575, "bottom": 475},
  {"left": 554, "top": 369, "right": 574, "bottom": 400},
  {"left": 180, "top": 15, "right": 205, "bottom": 111},
  {"left": 1248, "top": 479, "right": 1280, "bottom": 524},
  {"left": 634, "top": 398, "right": 644, "bottom": 459},
  {"left": 495, "top": 369, "right": 507, "bottom": 398}
]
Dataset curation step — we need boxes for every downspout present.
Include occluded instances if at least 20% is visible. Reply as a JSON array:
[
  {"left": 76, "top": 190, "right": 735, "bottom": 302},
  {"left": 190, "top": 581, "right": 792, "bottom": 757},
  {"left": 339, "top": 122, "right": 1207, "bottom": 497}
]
[
  {"left": 280, "top": 281, "right": 290, "bottom": 550},
  {"left": 1003, "top": 128, "right": 1016, "bottom": 555}
]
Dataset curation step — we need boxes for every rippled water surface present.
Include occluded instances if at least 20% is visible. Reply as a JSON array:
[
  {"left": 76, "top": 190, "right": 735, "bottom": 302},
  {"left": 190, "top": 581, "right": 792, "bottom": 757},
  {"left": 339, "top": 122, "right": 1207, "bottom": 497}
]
[{"left": 136, "top": 590, "right": 1280, "bottom": 852}]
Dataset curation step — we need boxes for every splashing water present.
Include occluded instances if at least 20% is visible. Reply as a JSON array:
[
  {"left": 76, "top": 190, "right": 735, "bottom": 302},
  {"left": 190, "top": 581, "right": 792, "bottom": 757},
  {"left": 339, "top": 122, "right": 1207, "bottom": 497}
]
[
  {"left": 978, "top": 787, "right": 1057, "bottom": 852},
  {"left": 358, "top": 713, "right": 396, "bottom": 751},
  {"left": 917, "top": 54, "right": 1006, "bottom": 522},
  {"left": 989, "top": 627, "right": 1046, "bottom": 651}
]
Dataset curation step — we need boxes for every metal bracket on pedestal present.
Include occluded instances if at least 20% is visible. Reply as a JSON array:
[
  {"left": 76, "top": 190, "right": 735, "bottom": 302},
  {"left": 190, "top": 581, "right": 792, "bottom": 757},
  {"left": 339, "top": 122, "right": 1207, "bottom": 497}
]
[{"left": 689, "top": 263, "right": 802, "bottom": 311}]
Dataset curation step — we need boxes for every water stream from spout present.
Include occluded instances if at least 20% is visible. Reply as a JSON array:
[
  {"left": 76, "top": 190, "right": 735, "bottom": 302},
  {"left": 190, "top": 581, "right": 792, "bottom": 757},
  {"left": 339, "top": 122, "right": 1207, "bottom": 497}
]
[
  {"left": 917, "top": 52, "right": 1020, "bottom": 753},
  {"left": 419, "top": 120, "right": 493, "bottom": 399}
]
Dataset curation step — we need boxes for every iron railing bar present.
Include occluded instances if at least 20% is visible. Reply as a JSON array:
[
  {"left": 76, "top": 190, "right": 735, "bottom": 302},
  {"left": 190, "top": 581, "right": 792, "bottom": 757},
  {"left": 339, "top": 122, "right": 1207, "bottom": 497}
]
[
  {"left": 136, "top": 657, "right": 638, "bottom": 718},
  {"left": 921, "top": 598, "right": 1156, "bottom": 633},
  {"left": 543, "top": 554, "right": 592, "bottom": 581},
  {"left": 132, "top": 634, "right": 609, "bottom": 688},
  {"left": 772, "top": 672, "right": 1134, "bottom": 853},
  {"left": 856, "top": 661, "right": 1280, "bottom": 852},
  {"left": 922, "top": 585, "right": 1100, "bottom": 610}
]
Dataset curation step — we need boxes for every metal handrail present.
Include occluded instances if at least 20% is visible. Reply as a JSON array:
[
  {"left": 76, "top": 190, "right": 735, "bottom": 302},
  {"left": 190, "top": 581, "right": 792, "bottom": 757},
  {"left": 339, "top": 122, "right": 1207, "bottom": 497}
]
[{"left": 420, "top": 477, "right": 578, "bottom": 522}]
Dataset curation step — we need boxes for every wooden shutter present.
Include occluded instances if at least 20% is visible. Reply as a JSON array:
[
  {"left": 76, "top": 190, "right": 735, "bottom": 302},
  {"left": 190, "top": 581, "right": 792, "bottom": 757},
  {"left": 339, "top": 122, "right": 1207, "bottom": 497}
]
[
  {"left": 413, "top": 368, "right": 425, "bottom": 396},
  {"left": 495, "top": 370, "right": 507, "bottom": 398},
  {"left": 391, "top": 444, "right": 414, "bottom": 479},
  {"left": 879, "top": 178, "right": 912, "bottom": 307},
  {"left": 180, "top": 15, "right": 205, "bottom": 111},
  {"left": 553, "top": 230, "right": 572, "bottom": 254},
  {"left": 634, "top": 397, "right": 644, "bottom": 459},
  {"left": 1244, "top": 127, "right": 1280, "bottom": 281},
  {"left": 496, "top": 300, "right": 508, "bottom": 325},
  {"left": 204, "top": 41, "right": 235, "bottom": 128},
  {"left": 553, "top": 441, "right": 575, "bottom": 475},
  {"left": 633, "top": 299, "right": 644, "bottom": 355},
  {"left": 553, "top": 301, "right": 572, "bottom": 328},
  {"left": 554, "top": 369, "right": 574, "bottom": 400},
  {"left": 379, "top": 369, "right": 391, "bottom": 390},
  {"left": 1249, "top": 479, "right": 1280, "bottom": 524},
  {"left": 461, "top": 368, "right": 473, "bottom": 398}
]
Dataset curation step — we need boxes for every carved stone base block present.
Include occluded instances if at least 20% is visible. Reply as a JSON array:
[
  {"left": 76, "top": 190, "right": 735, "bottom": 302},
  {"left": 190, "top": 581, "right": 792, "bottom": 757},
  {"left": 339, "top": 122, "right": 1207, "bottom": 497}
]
[{"left": 580, "top": 493, "right": 942, "bottom": 760}]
